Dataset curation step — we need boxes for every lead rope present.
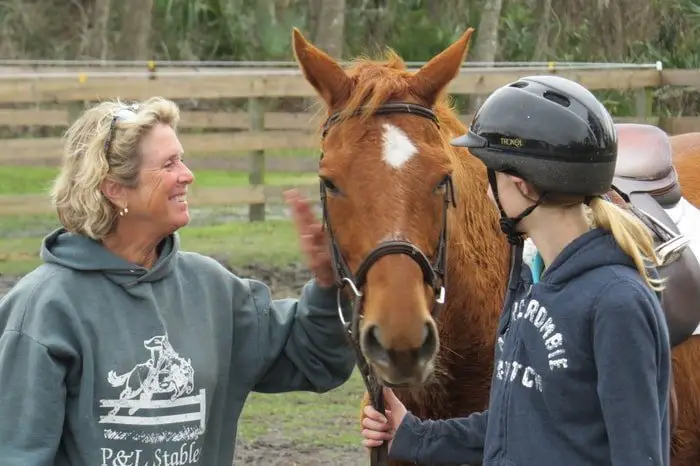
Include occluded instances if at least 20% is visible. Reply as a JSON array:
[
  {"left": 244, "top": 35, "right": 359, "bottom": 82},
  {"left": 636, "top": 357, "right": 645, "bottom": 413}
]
[
  {"left": 322, "top": 184, "right": 389, "bottom": 466},
  {"left": 344, "top": 317, "right": 389, "bottom": 465},
  {"left": 335, "top": 290, "right": 388, "bottom": 465},
  {"left": 351, "top": 295, "right": 389, "bottom": 465}
]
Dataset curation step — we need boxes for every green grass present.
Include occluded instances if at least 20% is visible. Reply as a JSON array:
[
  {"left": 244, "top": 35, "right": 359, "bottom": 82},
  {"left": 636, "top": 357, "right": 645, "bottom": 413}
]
[
  {"left": 0, "top": 163, "right": 316, "bottom": 274},
  {"left": 238, "top": 369, "right": 366, "bottom": 447},
  {"left": 0, "top": 218, "right": 303, "bottom": 275},
  {"left": 0, "top": 165, "right": 316, "bottom": 196},
  {"left": 179, "top": 219, "right": 302, "bottom": 264}
]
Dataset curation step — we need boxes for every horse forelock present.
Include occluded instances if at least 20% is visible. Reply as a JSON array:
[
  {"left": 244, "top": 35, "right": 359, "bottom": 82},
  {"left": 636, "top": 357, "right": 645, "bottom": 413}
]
[{"left": 330, "top": 50, "right": 420, "bottom": 124}]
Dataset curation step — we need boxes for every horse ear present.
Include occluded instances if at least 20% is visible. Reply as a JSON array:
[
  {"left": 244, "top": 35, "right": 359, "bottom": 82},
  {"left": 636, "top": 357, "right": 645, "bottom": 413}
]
[
  {"left": 292, "top": 27, "right": 352, "bottom": 109},
  {"left": 410, "top": 28, "right": 475, "bottom": 105}
]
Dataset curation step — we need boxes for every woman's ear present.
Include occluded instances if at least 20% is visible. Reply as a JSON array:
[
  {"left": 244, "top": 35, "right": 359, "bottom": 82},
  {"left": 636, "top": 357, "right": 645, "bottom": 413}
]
[
  {"left": 100, "top": 179, "right": 127, "bottom": 209},
  {"left": 509, "top": 175, "right": 537, "bottom": 201}
]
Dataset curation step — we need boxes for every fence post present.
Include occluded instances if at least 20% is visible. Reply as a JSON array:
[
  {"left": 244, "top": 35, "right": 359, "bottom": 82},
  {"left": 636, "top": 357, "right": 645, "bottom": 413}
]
[
  {"left": 248, "top": 97, "right": 266, "bottom": 222},
  {"left": 634, "top": 88, "right": 651, "bottom": 125}
]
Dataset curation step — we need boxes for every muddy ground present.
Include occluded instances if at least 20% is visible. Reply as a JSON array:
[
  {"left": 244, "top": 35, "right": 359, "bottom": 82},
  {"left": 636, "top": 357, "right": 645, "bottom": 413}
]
[
  {"left": 234, "top": 434, "right": 366, "bottom": 466},
  {"left": 0, "top": 260, "right": 368, "bottom": 466}
]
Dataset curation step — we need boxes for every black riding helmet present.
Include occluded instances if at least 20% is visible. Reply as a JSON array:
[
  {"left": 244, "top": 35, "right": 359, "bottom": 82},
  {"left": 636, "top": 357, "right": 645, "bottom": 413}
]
[{"left": 451, "top": 75, "right": 618, "bottom": 244}]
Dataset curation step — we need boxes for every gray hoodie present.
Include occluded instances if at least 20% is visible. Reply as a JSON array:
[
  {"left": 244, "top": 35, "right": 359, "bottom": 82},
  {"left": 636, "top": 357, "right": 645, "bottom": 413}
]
[{"left": 0, "top": 228, "right": 355, "bottom": 465}]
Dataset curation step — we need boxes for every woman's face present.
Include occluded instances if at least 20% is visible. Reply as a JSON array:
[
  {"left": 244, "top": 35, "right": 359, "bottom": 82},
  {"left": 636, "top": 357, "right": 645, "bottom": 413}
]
[{"left": 123, "top": 123, "right": 194, "bottom": 236}]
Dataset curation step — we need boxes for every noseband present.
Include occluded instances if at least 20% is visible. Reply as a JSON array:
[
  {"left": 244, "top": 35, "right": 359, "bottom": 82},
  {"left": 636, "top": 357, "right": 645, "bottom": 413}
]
[{"left": 318, "top": 102, "right": 456, "bottom": 466}]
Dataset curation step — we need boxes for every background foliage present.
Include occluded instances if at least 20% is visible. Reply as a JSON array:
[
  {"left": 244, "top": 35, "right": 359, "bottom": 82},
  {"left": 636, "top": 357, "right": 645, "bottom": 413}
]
[{"left": 1, "top": 0, "right": 698, "bottom": 115}]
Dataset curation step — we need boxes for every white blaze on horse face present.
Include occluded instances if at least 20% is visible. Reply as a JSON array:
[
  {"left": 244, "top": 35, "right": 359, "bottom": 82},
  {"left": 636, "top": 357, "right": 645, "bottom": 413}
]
[{"left": 381, "top": 123, "right": 418, "bottom": 169}]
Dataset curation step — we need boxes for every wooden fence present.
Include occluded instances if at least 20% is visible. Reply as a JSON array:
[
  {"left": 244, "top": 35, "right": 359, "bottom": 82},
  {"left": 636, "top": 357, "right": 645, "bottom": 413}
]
[{"left": 1, "top": 66, "right": 699, "bottom": 220}]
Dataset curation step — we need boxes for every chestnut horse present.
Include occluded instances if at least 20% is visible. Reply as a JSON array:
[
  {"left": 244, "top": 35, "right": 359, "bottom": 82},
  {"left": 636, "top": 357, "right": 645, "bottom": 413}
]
[
  {"left": 292, "top": 27, "right": 700, "bottom": 466},
  {"left": 674, "top": 132, "right": 700, "bottom": 206}
]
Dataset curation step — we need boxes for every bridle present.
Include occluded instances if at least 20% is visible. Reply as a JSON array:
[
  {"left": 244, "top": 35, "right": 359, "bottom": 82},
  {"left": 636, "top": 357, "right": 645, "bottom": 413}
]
[{"left": 318, "top": 102, "right": 457, "bottom": 465}]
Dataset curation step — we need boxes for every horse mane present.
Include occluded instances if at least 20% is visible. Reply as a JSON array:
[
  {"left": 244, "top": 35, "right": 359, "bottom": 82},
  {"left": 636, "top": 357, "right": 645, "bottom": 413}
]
[{"left": 339, "top": 49, "right": 416, "bottom": 120}]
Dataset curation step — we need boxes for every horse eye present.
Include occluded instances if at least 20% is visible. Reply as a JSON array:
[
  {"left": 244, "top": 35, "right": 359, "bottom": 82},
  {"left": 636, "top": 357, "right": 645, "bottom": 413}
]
[
  {"left": 321, "top": 177, "right": 339, "bottom": 194},
  {"left": 434, "top": 175, "right": 450, "bottom": 193}
]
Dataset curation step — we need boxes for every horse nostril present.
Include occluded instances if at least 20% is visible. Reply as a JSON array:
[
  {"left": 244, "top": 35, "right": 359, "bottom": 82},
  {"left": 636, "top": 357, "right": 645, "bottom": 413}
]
[
  {"left": 362, "top": 324, "right": 390, "bottom": 365},
  {"left": 419, "top": 322, "right": 438, "bottom": 360},
  {"left": 372, "top": 325, "right": 383, "bottom": 346}
]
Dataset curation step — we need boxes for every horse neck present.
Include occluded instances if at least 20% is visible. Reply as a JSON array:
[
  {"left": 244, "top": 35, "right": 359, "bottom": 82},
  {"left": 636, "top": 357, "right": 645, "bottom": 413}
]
[{"left": 438, "top": 114, "right": 512, "bottom": 346}]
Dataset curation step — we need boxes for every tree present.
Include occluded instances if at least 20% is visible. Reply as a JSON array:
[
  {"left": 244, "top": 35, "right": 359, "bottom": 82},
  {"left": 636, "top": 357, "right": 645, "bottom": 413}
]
[
  {"left": 117, "top": 0, "right": 154, "bottom": 60},
  {"left": 311, "top": 0, "right": 346, "bottom": 58},
  {"left": 467, "top": 0, "right": 505, "bottom": 113}
]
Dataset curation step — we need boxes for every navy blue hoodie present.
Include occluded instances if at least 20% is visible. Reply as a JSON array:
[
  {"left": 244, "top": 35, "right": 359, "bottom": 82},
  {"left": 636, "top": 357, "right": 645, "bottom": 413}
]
[{"left": 390, "top": 228, "right": 671, "bottom": 466}]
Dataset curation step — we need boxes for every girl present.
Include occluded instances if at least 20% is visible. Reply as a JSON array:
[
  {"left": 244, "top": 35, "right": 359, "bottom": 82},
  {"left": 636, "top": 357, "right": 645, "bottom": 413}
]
[{"left": 360, "top": 75, "right": 671, "bottom": 466}]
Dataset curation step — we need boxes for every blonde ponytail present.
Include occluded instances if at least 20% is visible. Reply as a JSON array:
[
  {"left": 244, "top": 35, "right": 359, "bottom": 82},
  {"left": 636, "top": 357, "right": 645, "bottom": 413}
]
[{"left": 587, "top": 197, "right": 666, "bottom": 292}]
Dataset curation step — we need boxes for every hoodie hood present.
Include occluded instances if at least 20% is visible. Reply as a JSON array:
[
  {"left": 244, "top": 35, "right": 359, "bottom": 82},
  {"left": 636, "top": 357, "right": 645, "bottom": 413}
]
[
  {"left": 538, "top": 227, "right": 637, "bottom": 287},
  {"left": 40, "top": 227, "right": 179, "bottom": 287}
]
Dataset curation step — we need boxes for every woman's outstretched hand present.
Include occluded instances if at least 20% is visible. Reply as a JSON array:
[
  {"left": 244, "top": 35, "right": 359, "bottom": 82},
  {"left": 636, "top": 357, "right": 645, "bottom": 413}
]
[{"left": 284, "top": 189, "right": 335, "bottom": 288}]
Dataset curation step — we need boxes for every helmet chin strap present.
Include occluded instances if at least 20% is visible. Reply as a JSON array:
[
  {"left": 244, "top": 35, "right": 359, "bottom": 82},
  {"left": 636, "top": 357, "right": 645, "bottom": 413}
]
[
  {"left": 487, "top": 168, "right": 548, "bottom": 291},
  {"left": 487, "top": 169, "right": 548, "bottom": 245}
]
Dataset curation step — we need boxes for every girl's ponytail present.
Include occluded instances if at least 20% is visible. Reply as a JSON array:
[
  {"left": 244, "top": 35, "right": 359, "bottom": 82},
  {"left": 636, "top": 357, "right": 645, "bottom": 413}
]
[{"left": 588, "top": 197, "right": 666, "bottom": 292}]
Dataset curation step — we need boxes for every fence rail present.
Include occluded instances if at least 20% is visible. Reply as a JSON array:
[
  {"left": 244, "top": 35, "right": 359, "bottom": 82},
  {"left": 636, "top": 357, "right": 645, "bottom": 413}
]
[
  {"left": 0, "top": 68, "right": 675, "bottom": 103},
  {"left": 1, "top": 66, "right": 699, "bottom": 220}
]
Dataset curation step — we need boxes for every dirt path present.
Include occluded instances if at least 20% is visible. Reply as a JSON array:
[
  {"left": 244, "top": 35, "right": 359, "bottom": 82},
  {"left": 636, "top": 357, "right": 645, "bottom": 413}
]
[
  {"left": 0, "top": 259, "right": 368, "bottom": 465},
  {"left": 235, "top": 435, "right": 366, "bottom": 465}
]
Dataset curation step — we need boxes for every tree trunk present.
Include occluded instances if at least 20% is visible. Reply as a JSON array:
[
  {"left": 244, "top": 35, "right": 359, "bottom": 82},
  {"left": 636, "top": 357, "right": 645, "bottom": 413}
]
[
  {"left": 427, "top": 0, "right": 441, "bottom": 21},
  {"left": 531, "top": 0, "right": 552, "bottom": 61},
  {"left": 312, "top": 0, "right": 347, "bottom": 59},
  {"left": 609, "top": 0, "right": 626, "bottom": 60},
  {"left": 85, "top": 0, "right": 112, "bottom": 60},
  {"left": 365, "top": 0, "right": 391, "bottom": 51},
  {"left": 308, "top": 0, "right": 322, "bottom": 40},
  {"left": 467, "top": 0, "right": 505, "bottom": 114},
  {"left": 116, "top": 0, "right": 154, "bottom": 60},
  {"left": 249, "top": 0, "right": 275, "bottom": 58}
]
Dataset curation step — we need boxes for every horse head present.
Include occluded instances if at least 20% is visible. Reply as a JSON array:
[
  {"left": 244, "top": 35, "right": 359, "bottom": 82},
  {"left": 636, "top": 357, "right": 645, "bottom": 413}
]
[{"left": 293, "top": 28, "right": 493, "bottom": 387}]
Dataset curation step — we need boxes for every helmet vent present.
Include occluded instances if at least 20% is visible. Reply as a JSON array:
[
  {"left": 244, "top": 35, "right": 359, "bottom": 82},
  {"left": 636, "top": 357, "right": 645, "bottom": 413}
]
[
  {"left": 509, "top": 81, "right": 529, "bottom": 88},
  {"left": 543, "top": 90, "right": 571, "bottom": 107}
]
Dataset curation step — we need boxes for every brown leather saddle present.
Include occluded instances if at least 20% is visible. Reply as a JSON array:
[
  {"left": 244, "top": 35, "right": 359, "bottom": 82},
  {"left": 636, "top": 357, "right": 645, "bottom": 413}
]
[{"left": 611, "top": 123, "right": 700, "bottom": 349}]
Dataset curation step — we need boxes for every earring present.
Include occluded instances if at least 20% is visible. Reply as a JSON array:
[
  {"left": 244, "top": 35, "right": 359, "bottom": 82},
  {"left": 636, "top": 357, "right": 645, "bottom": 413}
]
[{"left": 119, "top": 207, "right": 129, "bottom": 217}]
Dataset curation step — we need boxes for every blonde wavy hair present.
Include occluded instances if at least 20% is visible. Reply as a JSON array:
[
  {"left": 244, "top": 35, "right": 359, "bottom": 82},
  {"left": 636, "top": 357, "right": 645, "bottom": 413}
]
[{"left": 51, "top": 96, "right": 180, "bottom": 240}]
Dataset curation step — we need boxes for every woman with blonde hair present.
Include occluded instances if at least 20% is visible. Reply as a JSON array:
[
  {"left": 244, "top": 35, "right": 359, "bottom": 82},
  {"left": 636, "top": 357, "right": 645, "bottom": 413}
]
[
  {"left": 360, "top": 76, "right": 672, "bottom": 465},
  {"left": 0, "top": 97, "right": 355, "bottom": 464}
]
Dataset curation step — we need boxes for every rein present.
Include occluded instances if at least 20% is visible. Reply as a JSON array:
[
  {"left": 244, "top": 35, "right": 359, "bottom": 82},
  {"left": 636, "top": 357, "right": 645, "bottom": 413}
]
[{"left": 318, "top": 102, "right": 456, "bottom": 466}]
